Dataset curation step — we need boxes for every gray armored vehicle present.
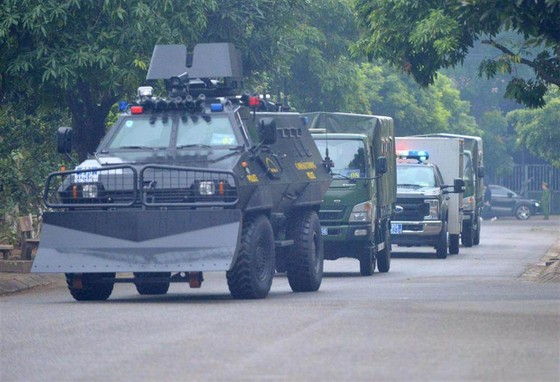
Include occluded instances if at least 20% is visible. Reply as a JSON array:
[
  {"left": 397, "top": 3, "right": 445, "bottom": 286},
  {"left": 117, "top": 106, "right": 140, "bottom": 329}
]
[{"left": 32, "top": 43, "right": 332, "bottom": 300}]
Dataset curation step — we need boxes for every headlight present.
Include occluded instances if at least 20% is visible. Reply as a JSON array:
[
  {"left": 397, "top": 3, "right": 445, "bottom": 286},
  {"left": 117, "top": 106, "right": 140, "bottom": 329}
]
[
  {"left": 462, "top": 195, "right": 475, "bottom": 210},
  {"left": 199, "top": 181, "right": 215, "bottom": 196},
  {"left": 424, "top": 199, "right": 439, "bottom": 220},
  {"left": 349, "top": 201, "right": 373, "bottom": 223},
  {"left": 82, "top": 184, "right": 98, "bottom": 198}
]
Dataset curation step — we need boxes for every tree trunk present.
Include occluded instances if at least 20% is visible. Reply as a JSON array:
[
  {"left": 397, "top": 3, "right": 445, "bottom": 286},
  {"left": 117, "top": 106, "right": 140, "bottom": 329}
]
[{"left": 66, "top": 83, "right": 116, "bottom": 162}]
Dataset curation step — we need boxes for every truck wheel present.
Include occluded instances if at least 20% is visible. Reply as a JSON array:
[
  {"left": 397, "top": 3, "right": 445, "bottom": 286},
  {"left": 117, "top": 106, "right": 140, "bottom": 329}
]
[
  {"left": 435, "top": 223, "right": 448, "bottom": 259},
  {"left": 376, "top": 224, "right": 391, "bottom": 273},
  {"left": 227, "top": 215, "right": 275, "bottom": 299},
  {"left": 461, "top": 221, "right": 474, "bottom": 247},
  {"left": 473, "top": 217, "right": 481, "bottom": 245},
  {"left": 65, "top": 273, "right": 115, "bottom": 301},
  {"left": 286, "top": 210, "right": 324, "bottom": 292},
  {"left": 359, "top": 246, "right": 375, "bottom": 276},
  {"left": 449, "top": 234, "right": 460, "bottom": 254},
  {"left": 515, "top": 204, "right": 532, "bottom": 220},
  {"left": 134, "top": 272, "right": 171, "bottom": 295}
]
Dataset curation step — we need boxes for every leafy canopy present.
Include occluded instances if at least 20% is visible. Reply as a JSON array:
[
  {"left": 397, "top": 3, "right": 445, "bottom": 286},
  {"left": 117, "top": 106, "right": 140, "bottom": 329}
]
[{"left": 354, "top": 0, "right": 560, "bottom": 108}]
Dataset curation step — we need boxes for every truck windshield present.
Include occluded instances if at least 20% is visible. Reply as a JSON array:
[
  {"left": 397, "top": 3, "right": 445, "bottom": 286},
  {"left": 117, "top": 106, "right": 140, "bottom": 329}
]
[
  {"left": 177, "top": 115, "right": 237, "bottom": 148},
  {"left": 108, "top": 118, "right": 173, "bottom": 149},
  {"left": 315, "top": 139, "right": 366, "bottom": 178},
  {"left": 397, "top": 165, "right": 436, "bottom": 187}
]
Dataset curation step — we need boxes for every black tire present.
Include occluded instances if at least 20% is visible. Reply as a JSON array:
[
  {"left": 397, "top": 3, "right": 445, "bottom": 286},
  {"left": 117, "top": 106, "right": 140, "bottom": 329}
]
[
  {"left": 376, "top": 223, "right": 391, "bottom": 273},
  {"left": 515, "top": 204, "right": 532, "bottom": 220},
  {"left": 286, "top": 210, "right": 324, "bottom": 292},
  {"left": 359, "top": 246, "right": 375, "bottom": 276},
  {"left": 134, "top": 272, "right": 171, "bottom": 295},
  {"left": 65, "top": 273, "right": 115, "bottom": 301},
  {"left": 227, "top": 215, "right": 275, "bottom": 299},
  {"left": 461, "top": 221, "right": 474, "bottom": 247},
  {"left": 449, "top": 233, "right": 460, "bottom": 254},
  {"left": 435, "top": 222, "right": 448, "bottom": 259},
  {"left": 473, "top": 216, "right": 481, "bottom": 245}
]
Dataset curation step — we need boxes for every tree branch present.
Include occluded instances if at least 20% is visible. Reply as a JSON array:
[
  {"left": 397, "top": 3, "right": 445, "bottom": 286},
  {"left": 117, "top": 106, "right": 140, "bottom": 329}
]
[{"left": 481, "top": 39, "right": 559, "bottom": 86}]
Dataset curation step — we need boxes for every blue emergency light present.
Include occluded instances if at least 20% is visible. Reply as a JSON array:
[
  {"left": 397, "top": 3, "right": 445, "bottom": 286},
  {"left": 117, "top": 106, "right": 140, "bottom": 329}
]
[
  {"left": 397, "top": 150, "right": 429, "bottom": 162},
  {"left": 210, "top": 103, "right": 224, "bottom": 112}
]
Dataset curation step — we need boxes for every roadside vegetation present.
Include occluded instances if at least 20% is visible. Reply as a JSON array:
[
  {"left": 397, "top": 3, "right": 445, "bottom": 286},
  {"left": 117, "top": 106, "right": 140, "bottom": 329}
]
[{"left": 1, "top": 0, "right": 558, "bottom": 242}]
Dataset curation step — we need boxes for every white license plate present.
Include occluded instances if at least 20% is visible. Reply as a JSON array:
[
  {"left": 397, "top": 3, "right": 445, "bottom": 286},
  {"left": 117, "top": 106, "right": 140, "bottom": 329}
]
[
  {"left": 321, "top": 227, "right": 328, "bottom": 236},
  {"left": 391, "top": 223, "right": 403, "bottom": 235}
]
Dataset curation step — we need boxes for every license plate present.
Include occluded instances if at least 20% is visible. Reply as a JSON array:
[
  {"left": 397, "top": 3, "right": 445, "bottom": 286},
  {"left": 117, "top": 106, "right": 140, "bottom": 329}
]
[
  {"left": 391, "top": 223, "right": 402, "bottom": 235},
  {"left": 321, "top": 227, "right": 328, "bottom": 236}
]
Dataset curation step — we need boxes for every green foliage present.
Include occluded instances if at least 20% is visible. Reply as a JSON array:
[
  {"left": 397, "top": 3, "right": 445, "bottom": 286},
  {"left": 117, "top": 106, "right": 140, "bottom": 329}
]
[
  {"left": 0, "top": 104, "right": 70, "bottom": 240},
  {"left": 479, "top": 110, "right": 515, "bottom": 179},
  {"left": 507, "top": 89, "right": 560, "bottom": 167},
  {"left": 1, "top": 0, "right": 218, "bottom": 160},
  {"left": 354, "top": 0, "right": 560, "bottom": 108}
]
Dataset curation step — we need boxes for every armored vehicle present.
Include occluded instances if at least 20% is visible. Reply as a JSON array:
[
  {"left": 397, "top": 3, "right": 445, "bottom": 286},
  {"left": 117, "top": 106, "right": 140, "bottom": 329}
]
[
  {"left": 32, "top": 43, "right": 332, "bottom": 300},
  {"left": 305, "top": 112, "right": 396, "bottom": 276}
]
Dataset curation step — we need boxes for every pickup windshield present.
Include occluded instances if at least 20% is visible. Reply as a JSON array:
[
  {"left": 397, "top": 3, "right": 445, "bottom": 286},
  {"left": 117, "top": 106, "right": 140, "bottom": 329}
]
[
  {"left": 314, "top": 139, "right": 367, "bottom": 179},
  {"left": 397, "top": 165, "right": 436, "bottom": 187}
]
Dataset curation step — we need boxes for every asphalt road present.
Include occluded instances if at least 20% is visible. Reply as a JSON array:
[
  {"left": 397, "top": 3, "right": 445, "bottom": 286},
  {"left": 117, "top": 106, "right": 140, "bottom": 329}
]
[{"left": 1, "top": 217, "right": 559, "bottom": 382}]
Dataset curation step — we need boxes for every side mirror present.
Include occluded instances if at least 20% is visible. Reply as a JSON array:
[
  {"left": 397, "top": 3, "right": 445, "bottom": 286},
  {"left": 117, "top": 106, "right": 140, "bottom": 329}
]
[
  {"left": 259, "top": 118, "right": 277, "bottom": 145},
  {"left": 477, "top": 166, "right": 485, "bottom": 178},
  {"left": 454, "top": 178, "right": 465, "bottom": 193},
  {"left": 57, "top": 127, "right": 73, "bottom": 154},
  {"left": 376, "top": 156, "right": 388, "bottom": 175},
  {"left": 507, "top": 191, "right": 514, "bottom": 198}
]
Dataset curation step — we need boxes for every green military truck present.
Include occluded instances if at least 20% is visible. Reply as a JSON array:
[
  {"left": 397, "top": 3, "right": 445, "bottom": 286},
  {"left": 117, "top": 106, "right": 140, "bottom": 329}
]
[
  {"left": 418, "top": 134, "right": 484, "bottom": 246},
  {"left": 306, "top": 112, "right": 397, "bottom": 276}
]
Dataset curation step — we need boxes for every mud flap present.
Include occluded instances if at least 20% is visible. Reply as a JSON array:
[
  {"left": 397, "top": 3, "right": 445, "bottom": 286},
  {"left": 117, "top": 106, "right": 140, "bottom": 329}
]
[{"left": 32, "top": 209, "right": 241, "bottom": 273}]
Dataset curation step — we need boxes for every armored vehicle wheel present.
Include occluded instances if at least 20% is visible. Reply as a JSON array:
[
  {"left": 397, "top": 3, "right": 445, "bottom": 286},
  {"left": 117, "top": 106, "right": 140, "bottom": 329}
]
[
  {"left": 461, "top": 221, "right": 474, "bottom": 247},
  {"left": 227, "top": 215, "right": 275, "bottom": 299},
  {"left": 435, "top": 222, "right": 448, "bottom": 259},
  {"left": 286, "top": 210, "right": 324, "bottom": 292},
  {"left": 376, "top": 223, "right": 391, "bottom": 273},
  {"left": 359, "top": 246, "right": 375, "bottom": 276},
  {"left": 134, "top": 272, "right": 171, "bottom": 295},
  {"left": 449, "top": 234, "right": 460, "bottom": 254},
  {"left": 65, "top": 273, "right": 115, "bottom": 301}
]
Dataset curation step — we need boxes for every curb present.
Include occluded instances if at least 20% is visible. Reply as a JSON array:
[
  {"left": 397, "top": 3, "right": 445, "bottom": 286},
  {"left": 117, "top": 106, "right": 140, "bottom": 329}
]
[{"left": 522, "top": 238, "right": 560, "bottom": 283}]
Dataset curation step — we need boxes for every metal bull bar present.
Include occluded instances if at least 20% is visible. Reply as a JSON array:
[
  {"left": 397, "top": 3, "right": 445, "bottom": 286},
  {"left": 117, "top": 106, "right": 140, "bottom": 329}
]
[{"left": 33, "top": 165, "right": 242, "bottom": 273}]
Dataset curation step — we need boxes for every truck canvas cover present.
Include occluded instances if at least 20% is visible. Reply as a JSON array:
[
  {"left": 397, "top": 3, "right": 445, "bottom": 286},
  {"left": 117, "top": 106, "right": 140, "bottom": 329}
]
[{"left": 304, "top": 112, "right": 396, "bottom": 207}]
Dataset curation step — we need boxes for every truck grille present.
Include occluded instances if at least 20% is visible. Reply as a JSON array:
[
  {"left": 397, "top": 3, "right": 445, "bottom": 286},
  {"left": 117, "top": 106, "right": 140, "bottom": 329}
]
[
  {"left": 318, "top": 209, "right": 346, "bottom": 221},
  {"left": 44, "top": 164, "right": 238, "bottom": 208},
  {"left": 396, "top": 198, "right": 430, "bottom": 221}
]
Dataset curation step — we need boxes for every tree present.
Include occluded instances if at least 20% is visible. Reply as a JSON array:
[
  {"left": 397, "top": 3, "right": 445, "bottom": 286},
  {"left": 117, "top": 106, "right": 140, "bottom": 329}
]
[
  {"left": 1, "top": 0, "right": 217, "bottom": 161},
  {"left": 479, "top": 110, "right": 515, "bottom": 180},
  {"left": 354, "top": 0, "right": 560, "bottom": 108},
  {"left": 507, "top": 90, "right": 560, "bottom": 167},
  {"left": 360, "top": 63, "right": 481, "bottom": 136}
]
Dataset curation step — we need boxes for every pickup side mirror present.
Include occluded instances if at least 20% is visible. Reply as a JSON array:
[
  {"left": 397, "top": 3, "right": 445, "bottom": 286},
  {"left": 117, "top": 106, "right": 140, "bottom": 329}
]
[
  {"left": 376, "top": 156, "right": 388, "bottom": 175},
  {"left": 57, "top": 127, "right": 73, "bottom": 154},
  {"left": 259, "top": 118, "right": 277, "bottom": 145},
  {"left": 477, "top": 166, "right": 485, "bottom": 178},
  {"left": 454, "top": 178, "right": 465, "bottom": 193}
]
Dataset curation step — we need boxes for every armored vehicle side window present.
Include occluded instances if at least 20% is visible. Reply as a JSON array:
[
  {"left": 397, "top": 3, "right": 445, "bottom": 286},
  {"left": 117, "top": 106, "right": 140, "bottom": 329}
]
[
  {"left": 397, "top": 165, "right": 436, "bottom": 187},
  {"left": 176, "top": 115, "right": 237, "bottom": 147},
  {"left": 315, "top": 139, "right": 367, "bottom": 178},
  {"left": 109, "top": 118, "right": 173, "bottom": 149}
]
